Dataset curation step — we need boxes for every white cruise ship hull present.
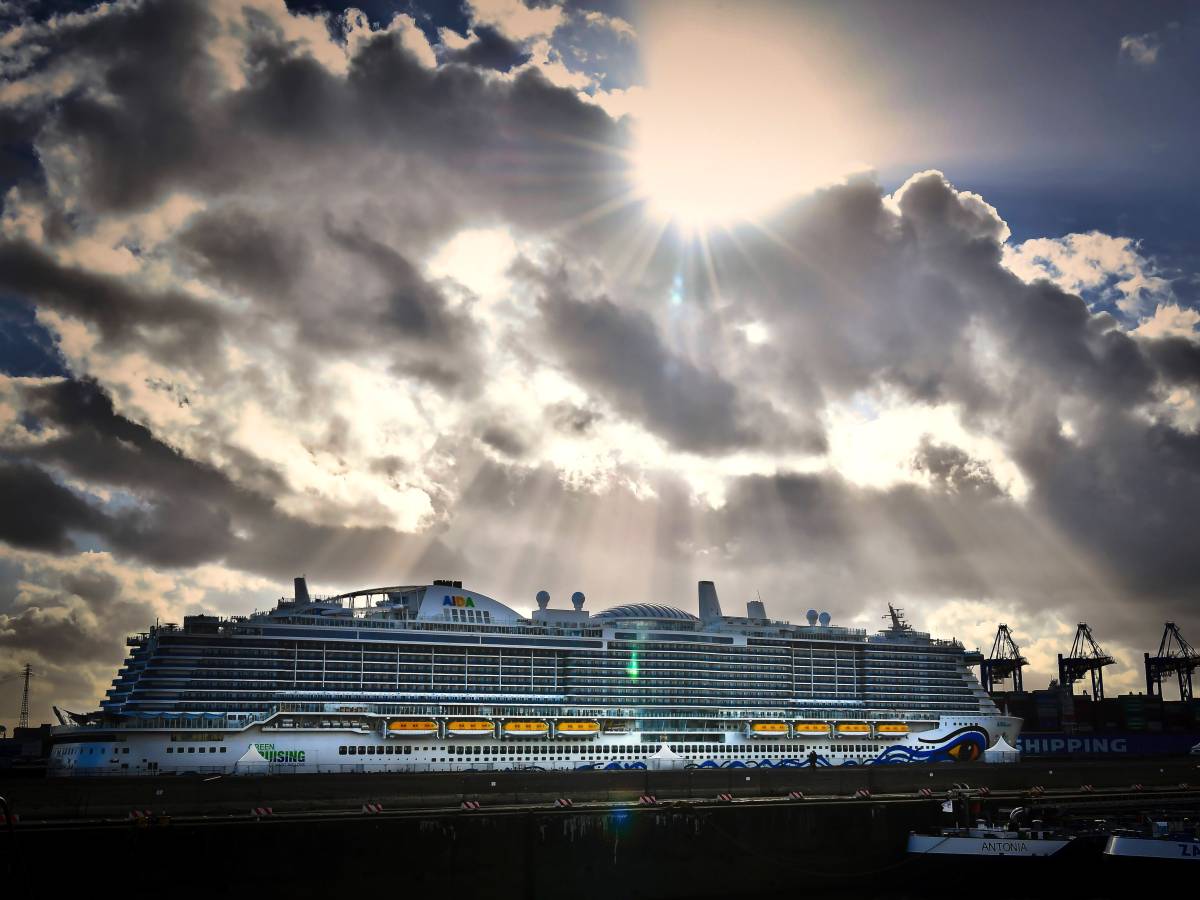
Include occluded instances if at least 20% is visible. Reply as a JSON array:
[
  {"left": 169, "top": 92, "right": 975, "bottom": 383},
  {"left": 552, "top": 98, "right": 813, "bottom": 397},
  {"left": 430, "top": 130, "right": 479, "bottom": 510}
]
[{"left": 49, "top": 714, "right": 1019, "bottom": 776}]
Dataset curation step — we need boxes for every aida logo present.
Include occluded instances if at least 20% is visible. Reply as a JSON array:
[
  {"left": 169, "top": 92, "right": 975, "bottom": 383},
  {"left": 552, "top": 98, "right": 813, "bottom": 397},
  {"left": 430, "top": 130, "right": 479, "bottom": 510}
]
[{"left": 443, "top": 594, "right": 475, "bottom": 608}]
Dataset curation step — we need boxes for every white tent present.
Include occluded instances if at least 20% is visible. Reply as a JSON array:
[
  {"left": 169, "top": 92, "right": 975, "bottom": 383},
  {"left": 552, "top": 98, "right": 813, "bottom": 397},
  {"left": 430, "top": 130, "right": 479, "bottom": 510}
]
[
  {"left": 983, "top": 735, "right": 1020, "bottom": 764},
  {"left": 647, "top": 743, "right": 685, "bottom": 770},
  {"left": 234, "top": 743, "right": 271, "bottom": 775}
]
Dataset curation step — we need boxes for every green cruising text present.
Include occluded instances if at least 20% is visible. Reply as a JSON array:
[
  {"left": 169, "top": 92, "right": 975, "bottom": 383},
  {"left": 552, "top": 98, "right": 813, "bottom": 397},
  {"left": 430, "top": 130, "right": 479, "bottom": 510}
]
[{"left": 48, "top": 579, "right": 1021, "bottom": 775}]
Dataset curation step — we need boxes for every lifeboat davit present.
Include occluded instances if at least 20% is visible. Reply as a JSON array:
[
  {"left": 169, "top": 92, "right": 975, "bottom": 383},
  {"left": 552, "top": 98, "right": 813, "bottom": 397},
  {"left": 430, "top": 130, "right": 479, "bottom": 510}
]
[
  {"left": 748, "top": 721, "right": 789, "bottom": 737},
  {"left": 502, "top": 720, "right": 549, "bottom": 737},
  {"left": 793, "top": 722, "right": 831, "bottom": 735},
  {"left": 556, "top": 721, "right": 600, "bottom": 736},
  {"left": 875, "top": 722, "right": 909, "bottom": 735},
  {"left": 387, "top": 720, "right": 438, "bottom": 736},
  {"left": 446, "top": 720, "right": 494, "bottom": 737},
  {"left": 835, "top": 722, "right": 871, "bottom": 737}
]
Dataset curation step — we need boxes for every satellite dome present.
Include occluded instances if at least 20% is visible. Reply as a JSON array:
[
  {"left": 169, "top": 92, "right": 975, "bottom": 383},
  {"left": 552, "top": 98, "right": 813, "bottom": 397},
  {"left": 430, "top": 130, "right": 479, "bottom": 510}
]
[
  {"left": 571, "top": 591, "right": 585, "bottom": 611},
  {"left": 818, "top": 611, "right": 831, "bottom": 627},
  {"left": 535, "top": 590, "right": 550, "bottom": 610},
  {"left": 806, "top": 609, "right": 819, "bottom": 625}
]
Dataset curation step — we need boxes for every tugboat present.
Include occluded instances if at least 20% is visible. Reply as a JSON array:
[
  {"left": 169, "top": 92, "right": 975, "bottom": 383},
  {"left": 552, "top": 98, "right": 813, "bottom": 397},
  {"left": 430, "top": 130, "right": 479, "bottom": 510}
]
[{"left": 907, "top": 807, "right": 1076, "bottom": 858}]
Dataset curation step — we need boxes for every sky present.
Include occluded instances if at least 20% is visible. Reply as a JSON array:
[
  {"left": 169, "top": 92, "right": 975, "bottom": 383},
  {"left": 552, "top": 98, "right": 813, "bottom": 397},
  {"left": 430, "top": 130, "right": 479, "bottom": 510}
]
[{"left": 1, "top": 0, "right": 1199, "bottom": 728}]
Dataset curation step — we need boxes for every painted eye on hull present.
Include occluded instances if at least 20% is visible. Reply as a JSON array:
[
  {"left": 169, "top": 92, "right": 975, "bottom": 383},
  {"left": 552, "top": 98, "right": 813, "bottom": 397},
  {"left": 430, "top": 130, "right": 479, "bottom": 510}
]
[{"left": 946, "top": 741, "right": 982, "bottom": 762}]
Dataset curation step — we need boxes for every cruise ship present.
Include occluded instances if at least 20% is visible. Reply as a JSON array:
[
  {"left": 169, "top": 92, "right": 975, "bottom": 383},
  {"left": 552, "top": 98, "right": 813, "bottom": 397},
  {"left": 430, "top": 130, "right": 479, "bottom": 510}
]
[{"left": 48, "top": 579, "right": 1020, "bottom": 775}]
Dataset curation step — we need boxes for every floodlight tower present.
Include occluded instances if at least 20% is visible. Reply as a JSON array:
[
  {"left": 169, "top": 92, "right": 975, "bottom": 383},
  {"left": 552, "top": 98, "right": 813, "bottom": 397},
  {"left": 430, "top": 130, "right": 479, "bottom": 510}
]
[{"left": 17, "top": 663, "right": 34, "bottom": 729}]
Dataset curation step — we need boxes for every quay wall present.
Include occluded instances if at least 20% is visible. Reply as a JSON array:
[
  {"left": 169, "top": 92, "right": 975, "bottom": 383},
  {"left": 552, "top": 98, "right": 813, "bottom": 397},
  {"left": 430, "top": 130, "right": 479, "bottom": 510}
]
[{"left": 2, "top": 757, "right": 1196, "bottom": 821}]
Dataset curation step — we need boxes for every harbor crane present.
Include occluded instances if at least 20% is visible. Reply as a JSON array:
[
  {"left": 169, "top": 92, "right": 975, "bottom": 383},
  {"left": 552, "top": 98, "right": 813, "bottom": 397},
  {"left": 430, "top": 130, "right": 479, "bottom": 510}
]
[
  {"left": 1058, "top": 623, "right": 1115, "bottom": 700},
  {"left": 1144, "top": 622, "right": 1199, "bottom": 701},
  {"left": 980, "top": 624, "right": 1028, "bottom": 693}
]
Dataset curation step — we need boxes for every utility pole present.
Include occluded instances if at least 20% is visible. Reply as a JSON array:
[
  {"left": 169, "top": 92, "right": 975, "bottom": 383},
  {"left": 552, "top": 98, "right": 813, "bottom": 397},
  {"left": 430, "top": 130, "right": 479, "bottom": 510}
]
[{"left": 17, "top": 663, "right": 33, "bottom": 729}]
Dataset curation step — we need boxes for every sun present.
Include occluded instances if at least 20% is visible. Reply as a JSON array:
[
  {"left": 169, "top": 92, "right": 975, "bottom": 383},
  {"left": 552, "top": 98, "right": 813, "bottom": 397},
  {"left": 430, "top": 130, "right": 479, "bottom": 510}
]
[
  {"left": 633, "top": 119, "right": 792, "bottom": 229},
  {"left": 629, "top": 5, "right": 867, "bottom": 232}
]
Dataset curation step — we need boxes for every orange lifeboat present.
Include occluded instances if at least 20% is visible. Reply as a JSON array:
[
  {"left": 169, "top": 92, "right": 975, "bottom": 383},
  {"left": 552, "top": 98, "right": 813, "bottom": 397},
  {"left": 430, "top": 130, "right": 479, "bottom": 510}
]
[
  {"left": 875, "top": 722, "right": 909, "bottom": 735},
  {"left": 749, "top": 721, "right": 789, "bottom": 737},
  {"left": 835, "top": 722, "right": 871, "bottom": 737},
  {"left": 387, "top": 720, "right": 438, "bottom": 737},
  {"left": 502, "top": 720, "right": 549, "bottom": 737},
  {"left": 446, "top": 720, "right": 494, "bottom": 737},
  {"left": 793, "top": 722, "right": 831, "bottom": 735},
  {"left": 556, "top": 721, "right": 600, "bottom": 736}
]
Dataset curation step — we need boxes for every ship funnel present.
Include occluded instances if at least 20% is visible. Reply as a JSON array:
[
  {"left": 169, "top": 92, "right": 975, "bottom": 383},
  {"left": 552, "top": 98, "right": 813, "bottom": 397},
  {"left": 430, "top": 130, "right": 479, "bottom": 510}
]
[
  {"left": 747, "top": 600, "right": 766, "bottom": 619},
  {"left": 536, "top": 590, "right": 550, "bottom": 610},
  {"left": 294, "top": 576, "right": 311, "bottom": 604},
  {"left": 571, "top": 591, "right": 585, "bottom": 611},
  {"left": 698, "top": 581, "right": 723, "bottom": 623}
]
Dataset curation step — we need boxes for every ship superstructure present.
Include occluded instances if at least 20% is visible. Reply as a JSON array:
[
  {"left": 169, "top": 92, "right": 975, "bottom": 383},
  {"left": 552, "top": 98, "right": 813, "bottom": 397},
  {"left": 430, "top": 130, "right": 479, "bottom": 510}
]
[{"left": 48, "top": 579, "right": 1019, "bottom": 775}]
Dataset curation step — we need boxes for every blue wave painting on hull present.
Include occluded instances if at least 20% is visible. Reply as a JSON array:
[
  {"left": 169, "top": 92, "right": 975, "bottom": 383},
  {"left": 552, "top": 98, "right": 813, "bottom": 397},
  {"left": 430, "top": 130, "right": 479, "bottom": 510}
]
[{"left": 574, "top": 729, "right": 985, "bottom": 772}]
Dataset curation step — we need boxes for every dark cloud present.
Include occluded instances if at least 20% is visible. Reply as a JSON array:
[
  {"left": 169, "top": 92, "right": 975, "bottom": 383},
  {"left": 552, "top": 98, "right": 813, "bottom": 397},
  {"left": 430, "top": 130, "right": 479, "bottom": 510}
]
[
  {"left": 442, "top": 25, "right": 530, "bottom": 71},
  {"left": 536, "top": 283, "right": 816, "bottom": 454},
  {"left": 546, "top": 400, "right": 602, "bottom": 434},
  {"left": 912, "top": 437, "right": 1003, "bottom": 499},
  {"left": 479, "top": 422, "right": 530, "bottom": 457},
  {"left": 0, "top": 240, "right": 225, "bottom": 362},
  {"left": 176, "top": 206, "right": 308, "bottom": 300},
  {"left": 0, "top": 461, "right": 106, "bottom": 552},
  {"left": 6, "top": 377, "right": 465, "bottom": 580}
]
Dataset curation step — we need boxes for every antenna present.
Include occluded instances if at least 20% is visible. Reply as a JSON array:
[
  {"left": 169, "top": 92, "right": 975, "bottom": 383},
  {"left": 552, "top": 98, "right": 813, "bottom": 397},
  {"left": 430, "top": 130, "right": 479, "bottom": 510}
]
[
  {"left": 883, "top": 604, "right": 912, "bottom": 632},
  {"left": 18, "top": 662, "right": 35, "bottom": 729}
]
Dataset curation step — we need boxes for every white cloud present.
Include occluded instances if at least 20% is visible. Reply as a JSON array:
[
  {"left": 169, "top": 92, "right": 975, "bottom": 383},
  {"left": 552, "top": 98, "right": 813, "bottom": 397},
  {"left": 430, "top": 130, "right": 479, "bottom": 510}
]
[
  {"left": 583, "top": 11, "right": 636, "bottom": 40},
  {"left": 1119, "top": 32, "right": 1161, "bottom": 66},
  {"left": 1002, "top": 231, "right": 1171, "bottom": 316},
  {"left": 824, "top": 392, "right": 1028, "bottom": 500},
  {"left": 1132, "top": 303, "right": 1200, "bottom": 339},
  {"left": 470, "top": 0, "right": 564, "bottom": 42},
  {"left": 526, "top": 37, "right": 592, "bottom": 90},
  {"left": 344, "top": 8, "right": 437, "bottom": 69}
]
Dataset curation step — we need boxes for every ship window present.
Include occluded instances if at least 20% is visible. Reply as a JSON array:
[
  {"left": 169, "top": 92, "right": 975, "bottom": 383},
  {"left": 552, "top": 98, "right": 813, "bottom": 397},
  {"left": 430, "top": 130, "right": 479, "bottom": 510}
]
[
  {"left": 166, "top": 747, "right": 173, "bottom": 753},
  {"left": 348, "top": 746, "right": 357, "bottom": 755},
  {"left": 221, "top": 747, "right": 227, "bottom": 753},
  {"left": 339, "top": 746, "right": 347, "bottom": 755},
  {"left": 188, "top": 747, "right": 195, "bottom": 753},
  {"left": 358, "top": 745, "right": 366, "bottom": 754}
]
